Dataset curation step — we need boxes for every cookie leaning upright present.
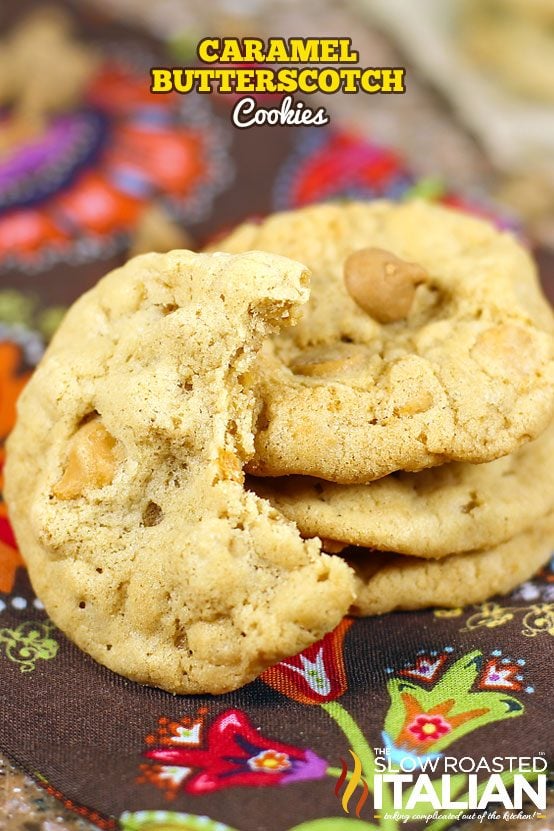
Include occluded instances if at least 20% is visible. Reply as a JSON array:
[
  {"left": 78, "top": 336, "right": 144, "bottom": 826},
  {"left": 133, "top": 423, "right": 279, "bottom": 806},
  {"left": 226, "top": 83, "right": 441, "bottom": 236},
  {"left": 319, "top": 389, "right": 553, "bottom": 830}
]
[
  {"left": 4, "top": 250, "right": 355, "bottom": 695},
  {"left": 214, "top": 201, "right": 554, "bottom": 483}
]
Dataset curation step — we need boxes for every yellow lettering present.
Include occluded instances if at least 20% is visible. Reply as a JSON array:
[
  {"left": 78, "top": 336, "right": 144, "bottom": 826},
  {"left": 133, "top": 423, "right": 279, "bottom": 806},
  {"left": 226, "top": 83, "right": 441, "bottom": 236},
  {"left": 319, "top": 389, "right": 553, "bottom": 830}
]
[
  {"left": 288, "top": 38, "right": 319, "bottom": 63},
  {"left": 318, "top": 68, "right": 341, "bottom": 93},
  {"left": 220, "top": 38, "right": 243, "bottom": 62},
  {"left": 380, "top": 68, "right": 406, "bottom": 92},
  {"left": 318, "top": 39, "right": 340, "bottom": 62},
  {"left": 338, "top": 39, "right": 359, "bottom": 63},
  {"left": 265, "top": 37, "right": 289, "bottom": 63},
  {"left": 195, "top": 69, "right": 214, "bottom": 93},
  {"left": 213, "top": 68, "right": 235, "bottom": 93},
  {"left": 340, "top": 68, "right": 361, "bottom": 93},
  {"left": 253, "top": 67, "right": 277, "bottom": 93},
  {"left": 234, "top": 69, "right": 257, "bottom": 93},
  {"left": 242, "top": 38, "right": 265, "bottom": 62},
  {"left": 361, "top": 68, "right": 382, "bottom": 92},
  {"left": 172, "top": 68, "right": 194, "bottom": 93},
  {"left": 150, "top": 68, "right": 173, "bottom": 93},
  {"left": 197, "top": 38, "right": 220, "bottom": 63},
  {"left": 276, "top": 67, "right": 298, "bottom": 93},
  {"left": 297, "top": 68, "right": 319, "bottom": 93}
]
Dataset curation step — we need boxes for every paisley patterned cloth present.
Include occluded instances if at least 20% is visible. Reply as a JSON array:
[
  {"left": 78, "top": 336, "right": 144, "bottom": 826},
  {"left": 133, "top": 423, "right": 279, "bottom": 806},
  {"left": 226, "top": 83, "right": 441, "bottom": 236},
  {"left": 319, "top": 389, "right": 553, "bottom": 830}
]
[{"left": 0, "top": 4, "right": 553, "bottom": 831}]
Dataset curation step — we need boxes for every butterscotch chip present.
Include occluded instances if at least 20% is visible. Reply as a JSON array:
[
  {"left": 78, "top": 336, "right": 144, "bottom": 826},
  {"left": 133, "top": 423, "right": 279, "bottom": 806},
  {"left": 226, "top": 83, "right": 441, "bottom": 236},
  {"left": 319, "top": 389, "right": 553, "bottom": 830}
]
[
  {"left": 212, "top": 201, "right": 554, "bottom": 483},
  {"left": 320, "top": 539, "right": 348, "bottom": 554},
  {"left": 53, "top": 419, "right": 118, "bottom": 500},
  {"left": 289, "top": 344, "right": 366, "bottom": 377},
  {"left": 217, "top": 448, "right": 244, "bottom": 483},
  {"left": 471, "top": 324, "right": 538, "bottom": 377},
  {"left": 395, "top": 389, "right": 434, "bottom": 416},
  {"left": 344, "top": 247, "right": 427, "bottom": 323},
  {"left": 4, "top": 250, "right": 355, "bottom": 695}
]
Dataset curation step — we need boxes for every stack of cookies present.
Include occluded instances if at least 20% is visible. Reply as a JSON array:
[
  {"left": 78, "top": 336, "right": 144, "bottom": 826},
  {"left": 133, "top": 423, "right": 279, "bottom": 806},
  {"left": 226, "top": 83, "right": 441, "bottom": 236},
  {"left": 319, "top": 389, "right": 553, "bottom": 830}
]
[
  {"left": 5, "top": 199, "right": 554, "bottom": 694},
  {"left": 214, "top": 200, "right": 554, "bottom": 616}
]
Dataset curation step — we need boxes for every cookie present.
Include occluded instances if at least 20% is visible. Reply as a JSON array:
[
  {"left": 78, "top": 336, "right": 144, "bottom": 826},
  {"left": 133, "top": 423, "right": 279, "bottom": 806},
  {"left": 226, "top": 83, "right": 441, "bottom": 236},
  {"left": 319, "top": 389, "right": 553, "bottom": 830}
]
[
  {"left": 250, "top": 419, "right": 554, "bottom": 559},
  {"left": 461, "top": 0, "right": 554, "bottom": 103},
  {"left": 214, "top": 201, "right": 554, "bottom": 483},
  {"left": 346, "top": 514, "right": 554, "bottom": 615},
  {"left": 5, "top": 250, "right": 355, "bottom": 695}
]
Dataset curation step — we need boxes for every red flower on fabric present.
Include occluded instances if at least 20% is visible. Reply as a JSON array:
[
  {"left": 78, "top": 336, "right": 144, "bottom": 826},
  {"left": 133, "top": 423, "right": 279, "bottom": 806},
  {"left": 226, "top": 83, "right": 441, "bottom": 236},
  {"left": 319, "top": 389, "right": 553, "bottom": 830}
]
[
  {"left": 260, "top": 618, "right": 353, "bottom": 704},
  {"left": 407, "top": 714, "right": 452, "bottom": 743},
  {"left": 274, "top": 132, "right": 412, "bottom": 211},
  {"left": 142, "top": 709, "right": 328, "bottom": 795}
]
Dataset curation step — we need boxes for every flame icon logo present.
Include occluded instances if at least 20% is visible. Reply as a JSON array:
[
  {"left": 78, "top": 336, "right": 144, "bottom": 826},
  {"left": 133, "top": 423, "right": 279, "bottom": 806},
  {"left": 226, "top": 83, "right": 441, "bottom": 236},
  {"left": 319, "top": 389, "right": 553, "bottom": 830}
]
[{"left": 334, "top": 749, "right": 370, "bottom": 818}]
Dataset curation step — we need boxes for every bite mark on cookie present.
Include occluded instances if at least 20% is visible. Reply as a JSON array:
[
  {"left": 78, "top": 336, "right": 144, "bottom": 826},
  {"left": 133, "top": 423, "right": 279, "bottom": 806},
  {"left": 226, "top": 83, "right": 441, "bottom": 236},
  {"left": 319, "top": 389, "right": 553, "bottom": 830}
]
[{"left": 5, "top": 250, "right": 356, "bottom": 694}]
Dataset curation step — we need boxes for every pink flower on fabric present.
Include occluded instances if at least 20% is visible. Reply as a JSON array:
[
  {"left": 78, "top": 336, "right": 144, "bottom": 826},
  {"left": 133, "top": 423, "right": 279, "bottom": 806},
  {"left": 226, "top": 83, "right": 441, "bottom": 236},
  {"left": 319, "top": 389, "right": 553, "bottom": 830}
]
[{"left": 143, "top": 709, "right": 328, "bottom": 794}]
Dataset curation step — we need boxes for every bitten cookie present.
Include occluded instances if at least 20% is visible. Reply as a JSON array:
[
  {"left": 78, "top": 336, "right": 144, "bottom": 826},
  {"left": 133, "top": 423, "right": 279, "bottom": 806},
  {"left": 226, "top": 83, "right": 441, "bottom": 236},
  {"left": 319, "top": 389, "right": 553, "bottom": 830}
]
[
  {"left": 251, "top": 419, "right": 554, "bottom": 559},
  {"left": 214, "top": 201, "right": 554, "bottom": 484},
  {"left": 346, "top": 513, "right": 554, "bottom": 615},
  {"left": 5, "top": 250, "right": 355, "bottom": 695}
]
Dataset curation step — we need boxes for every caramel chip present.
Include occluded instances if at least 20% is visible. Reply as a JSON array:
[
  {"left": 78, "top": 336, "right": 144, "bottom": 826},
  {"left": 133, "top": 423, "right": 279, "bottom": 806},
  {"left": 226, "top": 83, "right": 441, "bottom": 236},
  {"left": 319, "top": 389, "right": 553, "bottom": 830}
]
[
  {"left": 320, "top": 539, "right": 348, "bottom": 554},
  {"left": 396, "top": 389, "right": 434, "bottom": 416},
  {"left": 471, "top": 324, "right": 537, "bottom": 377},
  {"left": 53, "top": 419, "right": 118, "bottom": 500},
  {"left": 344, "top": 247, "right": 427, "bottom": 323},
  {"left": 289, "top": 344, "right": 366, "bottom": 377},
  {"left": 217, "top": 448, "right": 244, "bottom": 483}
]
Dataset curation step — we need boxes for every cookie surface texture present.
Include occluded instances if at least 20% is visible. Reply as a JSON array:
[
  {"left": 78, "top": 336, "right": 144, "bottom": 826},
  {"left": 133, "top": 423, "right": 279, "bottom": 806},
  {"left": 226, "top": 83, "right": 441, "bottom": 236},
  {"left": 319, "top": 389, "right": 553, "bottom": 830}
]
[
  {"left": 347, "top": 513, "right": 554, "bottom": 615},
  {"left": 5, "top": 250, "right": 355, "bottom": 694},
  {"left": 250, "top": 419, "right": 554, "bottom": 558},
  {"left": 214, "top": 201, "right": 554, "bottom": 483}
]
